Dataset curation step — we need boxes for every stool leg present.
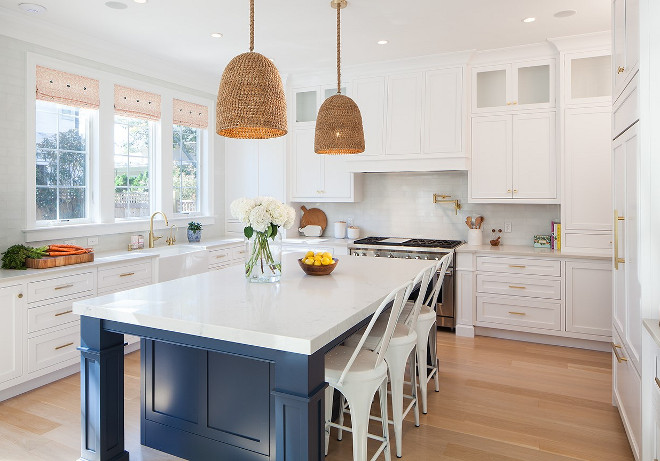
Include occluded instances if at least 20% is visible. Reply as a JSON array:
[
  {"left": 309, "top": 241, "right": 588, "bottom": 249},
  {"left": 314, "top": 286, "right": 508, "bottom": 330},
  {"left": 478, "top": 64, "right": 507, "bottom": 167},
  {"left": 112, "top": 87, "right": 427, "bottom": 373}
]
[
  {"left": 431, "top": 324, "right": 440, "bottom": 392},
  {"left": 337, "top": 394, "right": 345, "bottom": 441},
  {"left": 343, "top": 388, "right": 376, "bottom": 461},
  {"left": 386, "top": 354, "right": 406, "bottom": 458},
  {"left": 378, "top": 379, "right": 392, "bottom": 461},
  {"left": 410, "top": 350, "right": 420, "bottom": 427},
  {"left": 416, "top": 328, "right": 430, "bottom": 414},
  {"left": 324, "top": 386, "right": 334, "bottom": 456}
]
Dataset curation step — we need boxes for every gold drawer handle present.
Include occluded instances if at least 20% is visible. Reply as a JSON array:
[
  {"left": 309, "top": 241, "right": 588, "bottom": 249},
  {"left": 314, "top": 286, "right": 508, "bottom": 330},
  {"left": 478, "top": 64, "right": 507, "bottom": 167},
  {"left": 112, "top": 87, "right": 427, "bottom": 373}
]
[
  {"left": 54, "top": 284, "right": 74, "bottom": 291},
  {"left": 215, "top": 254, "right": 227, "bottom": 259},
  {"left": 509, "top": 285, "right": 526, "bottom": 290},
  {"left": 508, "top": 265, "right": 526, "bottom": 268},
  {"left": 119, "top": 272, "right": 135, "bottom": 277},
  {"left": 17, "top": 293, "right": 23, "bottom": 299},
  {"left": 55, "top": 342, "right": 74, "bottom": 351},
  {"left": 611, "top": 343, "right": 628, "bottom": 363},
  {"left": 508, "top": 311, "right": 526, "bottom": 316},
  {"left": 614, "top": 210, "right": 625, "bottom": 270},
  {"left": 655, "top": 377, "right": 660, "bottom": 390},
  {"left": 54, "top": 310, "right": 73, "bottom": 317}
]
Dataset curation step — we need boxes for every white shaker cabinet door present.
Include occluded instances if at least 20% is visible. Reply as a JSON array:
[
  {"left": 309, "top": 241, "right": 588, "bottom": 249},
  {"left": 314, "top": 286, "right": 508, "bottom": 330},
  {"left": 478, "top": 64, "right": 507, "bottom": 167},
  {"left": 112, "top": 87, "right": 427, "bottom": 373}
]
[
  {"left": 322, "top": 155, "right": 353, "bottom": 200},
  {"left": 386, "top": 73, "right": 422, "bottom": 155},
  {"left": 612, "top": 132, "right": 627, "bottom": 339},
  {"left": 512, "top": 112, "right": 556, "bottom": 200},
  {"left": 565, "top": 260, "right": 612, "bottom": 337},
  {"left": 613, "top": 0, "right": 627, "bottom": 94},
  {"left": 0, "top": 284, "right": 25, "bottom": 384},
  {"left": 470, "top": 115, "right": 512, "bottom": 200},
  {"left": 352, "top": 77, "right": 386, "bottom": 156},
  {"left": 423, "top": 68, "right": 462, "bottom": 155}
]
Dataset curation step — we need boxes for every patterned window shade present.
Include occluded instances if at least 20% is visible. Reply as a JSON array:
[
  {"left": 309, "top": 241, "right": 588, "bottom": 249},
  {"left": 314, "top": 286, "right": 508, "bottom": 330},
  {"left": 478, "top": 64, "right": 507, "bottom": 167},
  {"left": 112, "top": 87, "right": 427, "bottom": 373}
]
[
  {"left": 36, "top": 66, "right": 100, "bottom": 109},
  {"left": 114, "top": 85, "right": 161, "bottom": 121},
  {"left": 173, "top": 99, "right": 208, "bottom": 129}
]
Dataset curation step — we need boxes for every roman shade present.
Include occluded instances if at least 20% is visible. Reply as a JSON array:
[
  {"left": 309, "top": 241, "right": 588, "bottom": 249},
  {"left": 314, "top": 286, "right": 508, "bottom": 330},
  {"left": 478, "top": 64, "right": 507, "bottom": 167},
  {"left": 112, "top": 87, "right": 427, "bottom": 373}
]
[
  {"left": 173, "top": 99, "right": 209, "bottom": 129},
  {"left": 36, "top": 66, "right": 100, "bottom": 109},
  {"left": 114, "top": 85, "right": 161, "bottom": 121}
]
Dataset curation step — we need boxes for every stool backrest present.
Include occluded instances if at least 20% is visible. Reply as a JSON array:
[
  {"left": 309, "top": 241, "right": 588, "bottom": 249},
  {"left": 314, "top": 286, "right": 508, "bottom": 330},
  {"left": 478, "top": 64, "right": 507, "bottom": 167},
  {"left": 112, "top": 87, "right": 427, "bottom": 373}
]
[
  {"left": 402, "top": 263, "right": 437, "bottom": 329},
  {"left": 337, "top": 280, "right": 413, "bottom": 386},
  {"left": 424, "top": 253, "right": 453, "bottom": 309}
]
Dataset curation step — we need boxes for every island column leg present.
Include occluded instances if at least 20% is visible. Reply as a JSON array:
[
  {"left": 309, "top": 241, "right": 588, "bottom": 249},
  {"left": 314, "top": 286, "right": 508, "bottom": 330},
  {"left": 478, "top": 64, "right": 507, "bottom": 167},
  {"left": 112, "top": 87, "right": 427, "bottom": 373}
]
[
  {"left": 79, "top": 316, "right": 129, "bottom": 461},
  {"left": 272, "top": 349, "right": 327, "bottom": 461}
]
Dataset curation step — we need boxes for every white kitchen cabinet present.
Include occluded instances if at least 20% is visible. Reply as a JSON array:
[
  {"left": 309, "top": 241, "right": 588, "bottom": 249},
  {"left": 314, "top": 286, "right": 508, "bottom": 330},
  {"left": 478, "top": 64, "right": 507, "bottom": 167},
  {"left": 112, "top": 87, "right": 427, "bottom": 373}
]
[
  {"left": 423, "top": 68, "right": 463, "bottom": 155},
  {"left": 564, "top": 51, "right": 612, "bottom": 106},
  {"left": 470, "top": 112, "right": 556, "bottom": 202},
  {"left": 613, "top": 0, "right": 639, "bottom": 99},
  {"left": 562, "top": 107, "right": 612, "bottom": 252},
  {"left": 565, "top": 260, "right": 612, "bottom": 337},
  {"left": 613, "top": 327, "right": 642, "bottom": 460},
  {"left": 472, "top": 59, "right": 555, "bottom": 113},
  {"left": 0, "top": 284, "right": 24, "bottom": 384},
  {"left": 351, "top": 76, "right": 386, "bottom": 156},
  {"left": 386, "top": 72, "right": 423, "bottom": 155},
  {"left": 290, "top": 127, "right": 359, "bottom": 202}
]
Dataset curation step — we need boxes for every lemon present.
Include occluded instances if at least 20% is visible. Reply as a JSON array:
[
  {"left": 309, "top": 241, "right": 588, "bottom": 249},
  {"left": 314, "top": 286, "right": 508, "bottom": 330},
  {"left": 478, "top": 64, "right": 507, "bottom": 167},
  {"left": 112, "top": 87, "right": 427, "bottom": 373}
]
[
  {"left": 305, "top": 251, "right": 314, "bottom": 258},
  {"left": 304, "top": 258, "right": 315, "bottom": 265},
  {"left": 321, "top": 257, "right": 331, "bottom": 266},
  {"left": 313, "top": 260, "right": 322, "bottom": 266},
  {"left": 315, "top": 252, "right": 324, "bottom": 257},
  {"left": 314, "top": 255, "right": 322, "bottom": 260},
  {"left": 323, "top": 252, "right": 332, "bottom": 259}
]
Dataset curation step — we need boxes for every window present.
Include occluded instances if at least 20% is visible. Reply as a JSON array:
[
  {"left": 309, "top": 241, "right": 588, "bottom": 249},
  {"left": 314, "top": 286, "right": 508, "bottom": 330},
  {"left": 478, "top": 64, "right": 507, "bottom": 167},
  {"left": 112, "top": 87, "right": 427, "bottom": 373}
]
[
  {"left": 114, "top": 115, "right": 153, "bottom": 218},
  {"left": 35, "top": 100, "right": 91, "bottom": 222},
  {"left": 173, "top": 124, "right": 200, "bottom": 214}
]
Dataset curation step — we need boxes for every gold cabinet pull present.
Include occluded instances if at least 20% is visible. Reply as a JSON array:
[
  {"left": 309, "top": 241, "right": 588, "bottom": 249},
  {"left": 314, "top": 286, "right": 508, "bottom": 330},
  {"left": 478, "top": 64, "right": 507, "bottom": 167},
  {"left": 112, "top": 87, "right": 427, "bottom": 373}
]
[
  {"left": 54, "top": 310, "right": 73, "bottom": 317},
  {"left": 513, "top": 189, "right": 518, "bottom": 193},
  {"left": 119, "top": 272, "right": 135, "bottom": 277},
  {"left": 508, "top": 311, "right": 526, "bottom": 316},
  {"left": 17, "top": 293, "right": 23, "bottom": 299},
  {"left": 215, "top": 254, "right": 227, "bottom": 259},
  {"left": 611, "top": 342, "right": 628, "bottom": 363},
  {"left": 506, "top": 102, "right": 512, "bottom": 106},
  {"left": 55, "top": 342, "right": 74, "bottom": 351},
  {"left": 614, "top": 210, "right": 625, "bottom": 270},
  {"left": 509, "top": 264, "right": 526, "bottom": 268},
  {"left": 513, "top": 101, "right": 518, "bottom": 105},
  {"left": 655, "top": 377, "right": 660, "bottom": 390},
  {"left": 617, "top": 66, "right": 625, "bottom": 74},
  {"left": 509, "top": 285, "right": 526, "bottom": 290},
  {"left": 54, "top": 284, "right": 74, "bottom": 291}
]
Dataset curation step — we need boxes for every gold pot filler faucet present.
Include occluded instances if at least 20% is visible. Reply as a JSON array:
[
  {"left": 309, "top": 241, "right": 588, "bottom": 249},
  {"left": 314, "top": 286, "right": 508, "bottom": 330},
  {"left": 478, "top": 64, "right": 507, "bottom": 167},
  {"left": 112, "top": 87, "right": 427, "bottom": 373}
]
[{"left": 149, "top": 211, "right": 169, "bottom": 248}]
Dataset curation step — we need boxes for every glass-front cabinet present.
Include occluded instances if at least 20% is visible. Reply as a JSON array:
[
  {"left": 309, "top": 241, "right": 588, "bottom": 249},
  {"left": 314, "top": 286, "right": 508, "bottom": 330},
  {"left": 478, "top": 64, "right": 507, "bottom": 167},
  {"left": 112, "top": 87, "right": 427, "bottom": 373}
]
[
  {"left": 564, "top": 51, "right": 612, "bottom": 106},
  {"left": 472, "top": 59, "right": 555, "bottom": 113},
  {"left": 294, "top": 85, "right": 348, "bottom": 125}
]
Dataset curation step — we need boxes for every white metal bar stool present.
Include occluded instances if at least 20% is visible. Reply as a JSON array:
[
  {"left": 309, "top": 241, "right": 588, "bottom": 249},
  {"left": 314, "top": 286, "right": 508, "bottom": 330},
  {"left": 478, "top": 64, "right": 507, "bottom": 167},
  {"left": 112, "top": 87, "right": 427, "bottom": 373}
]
[
  {"left": 343, "top": 263, "right": 436, "bottom": 457},
  {"left": 324, "top": 281, "right": 412, "bottom": 461},
  {"left": 411, "top": 253, "right": 452, "bottom": 414}
]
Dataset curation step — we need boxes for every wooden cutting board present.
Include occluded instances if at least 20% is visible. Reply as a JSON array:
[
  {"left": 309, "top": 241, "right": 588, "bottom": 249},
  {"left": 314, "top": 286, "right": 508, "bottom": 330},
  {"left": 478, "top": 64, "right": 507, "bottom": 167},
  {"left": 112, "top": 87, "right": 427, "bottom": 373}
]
[
  {"left": 299, "top": 206, "right": 327, "bottom": 232},
  {"left": 26, "top": 252, "right": 94, "bottom": 269}
]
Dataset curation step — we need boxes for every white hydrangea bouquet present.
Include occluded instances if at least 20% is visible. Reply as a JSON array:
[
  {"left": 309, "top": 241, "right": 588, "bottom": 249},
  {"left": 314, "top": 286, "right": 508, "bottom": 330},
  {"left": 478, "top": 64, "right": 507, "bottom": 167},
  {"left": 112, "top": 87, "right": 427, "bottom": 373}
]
[{"left": 230, "top": 197, "right": 295, "bottom": 282}]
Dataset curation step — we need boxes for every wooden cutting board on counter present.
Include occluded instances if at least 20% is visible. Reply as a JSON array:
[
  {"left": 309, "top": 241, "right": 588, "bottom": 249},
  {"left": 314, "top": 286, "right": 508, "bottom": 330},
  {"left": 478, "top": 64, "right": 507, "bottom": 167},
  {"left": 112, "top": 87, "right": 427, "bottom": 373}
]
[
  {"left": 300, "top": 206, "right": 327, "bottom": 232},
  {"left": 26, "top": 252, "right": 94, "bottom": 269}
]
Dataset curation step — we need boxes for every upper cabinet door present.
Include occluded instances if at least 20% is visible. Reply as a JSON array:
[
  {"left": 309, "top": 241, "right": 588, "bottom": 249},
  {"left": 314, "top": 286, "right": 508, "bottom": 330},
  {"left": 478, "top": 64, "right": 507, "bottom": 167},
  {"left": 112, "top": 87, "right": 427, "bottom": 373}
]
[
  {"left": 512, "top": 60, "right": 555, "bottom": 110},
  {"left": 565, "top": 52, "right": 612, "bottom": 106},
  {"left": 512, "top": 112, "right": 556, "bottom": 199},
  {"left": 625, "top": 0, "right": 639, "bottom": 77},
  {"left": 352, "top": 77, "right": 386, "bottom": 156},
  {"left": 292, "top": 127, "right": 322, "bottom": 199},
  {"left": 386, "top": 73, "right": 422, "bottom": 155},
  {"left": 257, "top": 137, "right": 285, "bottom": 203},
  {"left": 322, "top": 156, "right": 353, "bottom": 200},
  {"left": 423, "top": 68, "right": 463, "bottom": 155},
  {"left": 294, "top": 87, "right": 318, "bottom": 125},
  {"left": 472, "top": 64, "right": 510, "bottom": 113},
  {"left": 470, "top": 115, "right": 512, "bottom": 199}
]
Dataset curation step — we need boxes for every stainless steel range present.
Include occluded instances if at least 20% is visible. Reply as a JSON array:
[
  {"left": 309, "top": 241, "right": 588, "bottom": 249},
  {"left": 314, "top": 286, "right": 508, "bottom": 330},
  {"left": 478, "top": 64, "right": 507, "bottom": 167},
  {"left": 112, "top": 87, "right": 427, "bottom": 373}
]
[{"left": 348, "top": 237, "right": 464, "bottom": 329}]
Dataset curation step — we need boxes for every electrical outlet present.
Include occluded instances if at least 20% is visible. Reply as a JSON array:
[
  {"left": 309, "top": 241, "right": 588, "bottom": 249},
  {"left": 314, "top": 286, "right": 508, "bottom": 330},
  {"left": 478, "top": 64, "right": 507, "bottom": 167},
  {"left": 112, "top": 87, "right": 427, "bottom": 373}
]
[
  {"left": 64, "top": 239, "right": 77, "bottom": 246},
  {"left": 87, "top": 237, "right": 99, "bottom": 246},
  {"left": 504, "top": 222, "right": 512, "bottom": 233}
]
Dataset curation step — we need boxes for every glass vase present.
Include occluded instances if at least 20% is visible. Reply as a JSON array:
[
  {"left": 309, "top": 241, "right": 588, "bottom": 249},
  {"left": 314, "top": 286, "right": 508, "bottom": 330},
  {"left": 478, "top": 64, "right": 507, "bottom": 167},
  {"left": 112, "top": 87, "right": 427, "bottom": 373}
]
[{"left": 245, "top": 231, "right": 282, "bottom": 283}]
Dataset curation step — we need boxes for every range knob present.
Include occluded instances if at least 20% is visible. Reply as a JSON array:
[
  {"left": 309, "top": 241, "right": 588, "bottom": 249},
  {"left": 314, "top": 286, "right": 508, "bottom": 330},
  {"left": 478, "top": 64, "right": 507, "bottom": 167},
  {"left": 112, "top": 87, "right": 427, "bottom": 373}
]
[
  {"left": 387, "top": 254, "right": 394, "bottom": 258},
  {"left": 434, "top": 257, "right": 440, "bottom": 260},
  {"left": 374, "top": 253, "right": 380, "bottom": 257},
  {"left": 353, "top": 252, "right": 360, "bottom": 257},
  {"left": 361, "top": 252, "right": 367, "bottom": 257},
  {"left": 415, "top": 256, "right": 421, "bottom": 260},
  {"left": 405, "top": 255, "right": 411, "bottom": 259}
]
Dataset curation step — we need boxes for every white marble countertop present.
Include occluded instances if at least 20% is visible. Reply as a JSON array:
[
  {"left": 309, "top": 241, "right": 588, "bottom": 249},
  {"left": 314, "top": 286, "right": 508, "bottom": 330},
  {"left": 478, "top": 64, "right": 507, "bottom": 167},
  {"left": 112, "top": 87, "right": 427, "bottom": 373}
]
[
  {"left": 283, "top": 237, "right": 354, "bottom": 247},
  {"left": 72, "top": 253, "right": 433, "bottom": 355},
  {"left": 456, "top": 244, "right": 612, "bottom": 261},
  {"left": 644, "top": 319, "right": 660, "bottom": 348}
]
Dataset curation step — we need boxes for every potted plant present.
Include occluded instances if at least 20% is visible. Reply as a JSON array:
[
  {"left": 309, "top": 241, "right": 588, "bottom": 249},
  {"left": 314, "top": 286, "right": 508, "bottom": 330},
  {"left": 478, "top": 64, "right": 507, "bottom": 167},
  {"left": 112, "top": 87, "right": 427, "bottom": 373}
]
[{"left": 187, "top": 222, "right": 202, "bottom": 242}]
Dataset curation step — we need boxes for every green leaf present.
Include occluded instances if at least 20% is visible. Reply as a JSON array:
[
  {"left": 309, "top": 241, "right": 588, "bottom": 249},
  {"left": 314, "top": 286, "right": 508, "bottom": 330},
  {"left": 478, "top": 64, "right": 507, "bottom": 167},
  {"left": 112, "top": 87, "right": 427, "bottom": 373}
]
[
  {"left": 265, "top": 225, "right": 272, "bottom": 238},
  {"left": 244, "top": 226, "right": 254, "bottom": 239},
  {"left": 271, "top": 224, "right": 278, "bottom": 240}
]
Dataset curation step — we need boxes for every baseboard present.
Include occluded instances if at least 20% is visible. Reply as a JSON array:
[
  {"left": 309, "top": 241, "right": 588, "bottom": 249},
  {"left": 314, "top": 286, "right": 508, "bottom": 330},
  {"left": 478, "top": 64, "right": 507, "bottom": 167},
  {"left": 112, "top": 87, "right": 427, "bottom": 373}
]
[
  {"left": 475, "top": 326, "right": 610, "bottom": 352},
  {"left": 455, "top": 324, "right": 475, "bottom": 338}
]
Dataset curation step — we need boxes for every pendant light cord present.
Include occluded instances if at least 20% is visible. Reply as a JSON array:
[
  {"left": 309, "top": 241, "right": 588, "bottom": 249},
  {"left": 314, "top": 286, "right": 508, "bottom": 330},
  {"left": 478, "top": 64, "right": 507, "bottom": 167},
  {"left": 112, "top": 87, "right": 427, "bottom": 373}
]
[
  {"left": 250, "top": 0, "right": 255, "bottom": 52},
  {"left": 337, "top": 4, "right": 341, "bottom": 94}
]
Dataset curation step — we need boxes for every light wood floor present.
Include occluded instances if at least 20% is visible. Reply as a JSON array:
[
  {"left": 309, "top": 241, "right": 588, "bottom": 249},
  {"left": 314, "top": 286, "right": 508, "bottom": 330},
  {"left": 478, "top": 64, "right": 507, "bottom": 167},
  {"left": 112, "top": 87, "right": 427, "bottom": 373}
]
[{"left": 0, "top": 332, "right": 634, "bottom": 461}]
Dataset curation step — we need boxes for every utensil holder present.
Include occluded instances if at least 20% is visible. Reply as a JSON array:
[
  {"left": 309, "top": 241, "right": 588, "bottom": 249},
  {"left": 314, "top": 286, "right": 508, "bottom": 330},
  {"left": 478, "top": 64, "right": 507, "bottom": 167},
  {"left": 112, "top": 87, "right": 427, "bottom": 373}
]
[{"left": 468, "top": 229, "right": 483, "bottom": 246}]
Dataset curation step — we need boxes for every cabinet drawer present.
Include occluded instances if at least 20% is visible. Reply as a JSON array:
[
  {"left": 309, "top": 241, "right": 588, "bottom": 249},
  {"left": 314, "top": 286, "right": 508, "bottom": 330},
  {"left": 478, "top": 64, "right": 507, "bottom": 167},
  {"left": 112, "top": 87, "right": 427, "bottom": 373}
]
[
  {"left": 28, "top": 326, "right": 80, "bottom": 373},
  {"left": 208, "top": 248, "right": 233, "bottom": 266},
  {"left": 476, "top": 274, "right": 561, "bottom": 300},
  {"left": 27, "top": 296, "right": 90, "bottom": 333},
  {"left": 27, "top": 272, "right": 95, "bottom": 304},
  {"left": 231, "top": 245, "right": 247, "bottom": 260},
  {"left": 613, "top": 72, "right": 639, "bottom": 139},
  {"left": 476, "top": 295, "right": 561, "bottom": 331},
  {"left": 476, "top": 256, "right": 560, "bottom": 277},
  {"left": 98, "top": 261, "right": 152, "bottom": 291},
  {"left": 612, "top": 328, "right": 641, "bottom": 455}
]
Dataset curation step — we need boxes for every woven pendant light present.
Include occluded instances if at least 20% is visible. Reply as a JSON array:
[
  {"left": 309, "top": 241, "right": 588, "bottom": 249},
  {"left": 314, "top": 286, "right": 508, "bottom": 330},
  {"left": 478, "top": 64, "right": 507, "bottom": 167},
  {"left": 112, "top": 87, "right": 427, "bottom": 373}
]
[
  {"left": 314, "top": 0, "right": 364, "bottom": 154},
  {"left": 216, "top": 0, "right": 287, "bottom": 139}
]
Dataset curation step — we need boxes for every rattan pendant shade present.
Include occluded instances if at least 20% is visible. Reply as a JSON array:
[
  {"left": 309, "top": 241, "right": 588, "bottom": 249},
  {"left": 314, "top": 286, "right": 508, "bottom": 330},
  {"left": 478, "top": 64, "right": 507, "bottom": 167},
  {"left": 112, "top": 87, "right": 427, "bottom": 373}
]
[
  {"left": 314, "top": 0, "right": 364, "bottom": 154},
  {"left": 216, "top": 0, "right": 287, "bottom": 139}
]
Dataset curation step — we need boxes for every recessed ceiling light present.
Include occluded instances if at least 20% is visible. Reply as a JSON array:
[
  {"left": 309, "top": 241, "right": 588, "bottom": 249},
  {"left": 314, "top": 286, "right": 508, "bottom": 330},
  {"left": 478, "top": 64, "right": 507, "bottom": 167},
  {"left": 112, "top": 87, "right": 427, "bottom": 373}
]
[
  {"left": 377, "top": 40, "right": 389, "bottom": 45},
  {"left": 522, "top": 17, "right": 536, "bottom": 23},
  {"left": 133, "top": 0, "right": 147, "bottom": 3},
  {"left": 105, "top": 1, "right": 128, "bottom": 9},
  {"left": 554, "top": 9, "right": 577, "bottom": 18},
  {"left": 210, "top": 32, "right": 223, "bottom": 38},
  {"left": 18, "top": 3, "right": 47, "bottom": 14}
]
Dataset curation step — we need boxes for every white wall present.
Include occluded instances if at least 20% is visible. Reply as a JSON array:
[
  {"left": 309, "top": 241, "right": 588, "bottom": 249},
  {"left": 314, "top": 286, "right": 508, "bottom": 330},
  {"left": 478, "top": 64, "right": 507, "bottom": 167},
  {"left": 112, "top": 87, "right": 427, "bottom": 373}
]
[
  {"left": 0, "top": 34, "right": 225, "bottom": 253},
  {"left": 292, "top": 172, "right": 559, "bottom": 246}
]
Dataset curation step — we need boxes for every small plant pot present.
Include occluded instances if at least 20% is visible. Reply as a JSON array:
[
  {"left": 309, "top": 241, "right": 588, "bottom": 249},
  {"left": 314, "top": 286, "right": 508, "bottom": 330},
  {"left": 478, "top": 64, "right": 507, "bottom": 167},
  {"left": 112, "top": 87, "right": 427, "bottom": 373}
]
[{"left": 187, "top": 230, "right": 202, "bottom": 243}]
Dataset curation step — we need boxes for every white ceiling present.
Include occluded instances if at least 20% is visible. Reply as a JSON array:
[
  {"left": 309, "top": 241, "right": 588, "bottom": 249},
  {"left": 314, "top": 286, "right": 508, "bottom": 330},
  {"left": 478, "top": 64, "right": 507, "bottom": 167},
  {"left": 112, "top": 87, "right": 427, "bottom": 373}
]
[{"left": 0, "top": 0, "right": 610, "bottom": 91}]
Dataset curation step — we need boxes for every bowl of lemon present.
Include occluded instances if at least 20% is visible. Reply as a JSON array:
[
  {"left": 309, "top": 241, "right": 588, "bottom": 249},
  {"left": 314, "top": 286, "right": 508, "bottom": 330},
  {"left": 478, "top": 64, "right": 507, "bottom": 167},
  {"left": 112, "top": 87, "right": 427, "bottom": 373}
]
[{"left": 298, "top": 251, "right": 338, "bottom": 276}]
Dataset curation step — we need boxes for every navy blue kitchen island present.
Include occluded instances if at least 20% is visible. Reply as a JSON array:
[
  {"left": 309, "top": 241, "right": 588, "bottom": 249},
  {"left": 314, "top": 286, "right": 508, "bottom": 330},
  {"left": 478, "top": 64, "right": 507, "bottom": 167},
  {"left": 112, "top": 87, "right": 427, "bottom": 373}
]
[{"left": 73, "top": 254, "right": 434, "bottom": 461}]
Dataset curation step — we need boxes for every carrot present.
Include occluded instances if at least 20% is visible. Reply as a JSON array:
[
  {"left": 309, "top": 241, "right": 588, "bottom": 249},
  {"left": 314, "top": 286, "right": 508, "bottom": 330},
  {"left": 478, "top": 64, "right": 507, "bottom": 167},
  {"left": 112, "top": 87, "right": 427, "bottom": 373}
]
[
  {"left": 48, "top": 249, "right": 90, "bottom": 256},
  {"left": 49, "top": 244, "right": 85, "bottom": 250}
]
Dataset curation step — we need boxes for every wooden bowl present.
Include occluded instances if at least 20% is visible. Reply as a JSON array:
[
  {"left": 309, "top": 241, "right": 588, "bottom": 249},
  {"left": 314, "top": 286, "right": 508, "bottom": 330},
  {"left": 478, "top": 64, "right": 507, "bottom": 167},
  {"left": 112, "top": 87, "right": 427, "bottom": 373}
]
[{"left": 298, "top": 258, "right": 339, "bottom": 276}]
